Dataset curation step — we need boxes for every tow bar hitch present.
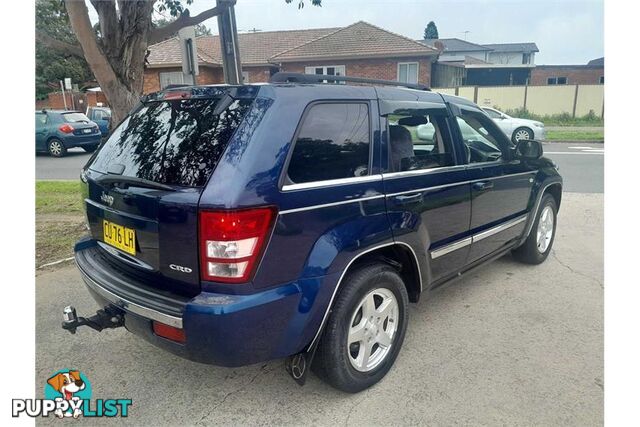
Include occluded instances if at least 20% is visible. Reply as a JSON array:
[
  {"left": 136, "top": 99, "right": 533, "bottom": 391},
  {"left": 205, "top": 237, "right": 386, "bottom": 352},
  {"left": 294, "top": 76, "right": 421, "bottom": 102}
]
[{"left": 61, "top": 305, "right": 125, "bottom": 334}]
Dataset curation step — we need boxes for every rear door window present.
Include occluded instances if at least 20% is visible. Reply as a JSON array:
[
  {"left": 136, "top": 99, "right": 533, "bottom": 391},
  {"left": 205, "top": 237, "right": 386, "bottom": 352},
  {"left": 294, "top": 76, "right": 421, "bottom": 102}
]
[
  {"left": 88, "top": 97, "right": 254, "bottom": 187},
  {"left": 286, "top": 103, "right": 370, "bottom": 184}
]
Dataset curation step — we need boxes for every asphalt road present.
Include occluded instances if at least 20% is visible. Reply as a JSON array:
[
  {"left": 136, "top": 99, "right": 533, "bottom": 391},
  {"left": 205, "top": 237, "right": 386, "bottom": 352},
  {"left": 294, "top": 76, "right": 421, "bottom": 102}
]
[
  {"left": 35, "top": 193, "right": 603, "bottom": 425},
  {"left": 35, "top": 143, "right": 605, "bottom": 194}
]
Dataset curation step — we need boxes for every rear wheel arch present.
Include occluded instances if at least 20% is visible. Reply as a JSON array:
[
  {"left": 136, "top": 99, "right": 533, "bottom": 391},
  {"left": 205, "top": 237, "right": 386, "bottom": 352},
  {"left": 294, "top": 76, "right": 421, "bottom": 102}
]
[{"left": 341, "top": 243, "right": 423, "bottom": 303}]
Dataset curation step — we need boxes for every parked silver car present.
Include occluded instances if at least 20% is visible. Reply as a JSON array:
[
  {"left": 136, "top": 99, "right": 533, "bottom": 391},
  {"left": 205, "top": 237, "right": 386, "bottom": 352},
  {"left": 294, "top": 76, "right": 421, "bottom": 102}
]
[{"left": 481, "top": 107, "right": 546, "bottom": 142}]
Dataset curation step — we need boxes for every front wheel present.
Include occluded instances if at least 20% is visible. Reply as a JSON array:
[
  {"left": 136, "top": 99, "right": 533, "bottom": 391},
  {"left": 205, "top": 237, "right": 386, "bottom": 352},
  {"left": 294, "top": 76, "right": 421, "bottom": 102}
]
[
  {"left": 312, "top": 263, "right": 409, "bottom": 393},
  {"left": 47, "top": 138, "right": 67, "bottom": 157},
  {"left": 512, "top": 127, "right": 534, "bottom": 143},
  {"left": 513, "top": 193, "right": 557, "bottom": 264}
]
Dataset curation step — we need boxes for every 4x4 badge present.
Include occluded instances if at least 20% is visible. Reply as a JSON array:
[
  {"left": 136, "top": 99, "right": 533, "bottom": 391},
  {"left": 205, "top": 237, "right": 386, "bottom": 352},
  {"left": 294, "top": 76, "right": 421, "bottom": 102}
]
[{"left": 100, "top": 192, "right": 114, "bottom": 206}]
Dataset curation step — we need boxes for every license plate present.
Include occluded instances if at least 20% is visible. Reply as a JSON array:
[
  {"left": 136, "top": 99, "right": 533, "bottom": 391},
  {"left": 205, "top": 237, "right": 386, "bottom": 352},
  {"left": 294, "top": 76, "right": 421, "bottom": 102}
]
[
  {"left": 83, "top": 128, "right": 92, "bottom": 134},
  {"left": 103, "top": 220, "right": 136, "bottom": 255}
]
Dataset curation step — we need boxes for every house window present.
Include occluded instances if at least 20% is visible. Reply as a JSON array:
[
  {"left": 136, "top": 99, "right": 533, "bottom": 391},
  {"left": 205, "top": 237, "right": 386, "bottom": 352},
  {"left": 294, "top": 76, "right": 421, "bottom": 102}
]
[
  {"left": 599, "top": 76, "right": 604, "bottom": 84},
  {"left": 522, "top": 53, "right": 531, "bottom": 64},
  {"left": 398, "top": 62, "right": 419, "bottom": 84},
  {"left": 242, "top": 71, "right": 250, "bottom": 83},
  {"left": 305, "top": 66, "right": 346, "bottom": 78},
  {"left": 547, "top": 76, "right": 568, "bottom": 85},
  {"left": 159, "top": 71, "right": 184, "bottom": 89}
]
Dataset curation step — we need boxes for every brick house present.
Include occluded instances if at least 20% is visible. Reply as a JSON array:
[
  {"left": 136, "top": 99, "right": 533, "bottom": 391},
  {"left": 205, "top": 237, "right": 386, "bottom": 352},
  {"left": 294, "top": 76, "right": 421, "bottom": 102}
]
[
  {"left": 530, "top": 58, "right": 605, "bottom": 85},
  {"left": 144, "top": 21, "right": 438, "bottom": 93}
]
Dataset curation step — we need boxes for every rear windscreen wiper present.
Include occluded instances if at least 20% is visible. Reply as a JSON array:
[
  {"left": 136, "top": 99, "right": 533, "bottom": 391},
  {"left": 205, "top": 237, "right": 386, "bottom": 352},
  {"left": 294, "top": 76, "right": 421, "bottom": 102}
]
[{"left": 95, "top": 174, "right": 176, "bottom": 192}]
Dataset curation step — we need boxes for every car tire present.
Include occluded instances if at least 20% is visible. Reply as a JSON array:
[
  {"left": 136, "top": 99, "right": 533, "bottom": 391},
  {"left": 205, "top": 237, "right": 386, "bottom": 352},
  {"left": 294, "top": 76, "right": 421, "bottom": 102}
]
[
  {"left": 47, "top": 138, "right": 67, "bottom": 157},
  {"left": 513, "top": 193, "right": 557, "bottom": 264},
  {"left": 312, "top": 262, "right": 409, "bottom": 393},
  {"left": 83, "top": 144, "right": 99, "bottom": 153},
  {"left": 512, "top": 127, "right": 534, "bottom": 143}
]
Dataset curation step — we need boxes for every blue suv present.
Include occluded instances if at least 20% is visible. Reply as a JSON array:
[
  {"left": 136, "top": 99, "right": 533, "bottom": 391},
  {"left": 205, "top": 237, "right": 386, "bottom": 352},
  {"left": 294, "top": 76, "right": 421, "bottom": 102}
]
[{"left": 66, "top": 73, "right": 562, "bottom": 393}]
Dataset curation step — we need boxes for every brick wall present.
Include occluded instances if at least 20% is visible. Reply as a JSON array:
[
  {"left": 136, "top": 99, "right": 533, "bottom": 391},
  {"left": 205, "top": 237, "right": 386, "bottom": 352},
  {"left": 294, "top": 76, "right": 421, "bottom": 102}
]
[
  {"left": 530, "top": 66, "right": 604, "bottom": 85},
  {"left": 280, "top": 56, "right": 434, "bottom": 86},
  {"left": 143, "top": 66, "right": 274, "bottom": 92}
]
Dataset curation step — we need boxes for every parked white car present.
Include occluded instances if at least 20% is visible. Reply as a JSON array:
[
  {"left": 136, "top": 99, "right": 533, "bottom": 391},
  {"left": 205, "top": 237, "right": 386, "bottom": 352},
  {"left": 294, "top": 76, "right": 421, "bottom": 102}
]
[{"left": 481, "top": 107, "right": 546, "bottom": 142}]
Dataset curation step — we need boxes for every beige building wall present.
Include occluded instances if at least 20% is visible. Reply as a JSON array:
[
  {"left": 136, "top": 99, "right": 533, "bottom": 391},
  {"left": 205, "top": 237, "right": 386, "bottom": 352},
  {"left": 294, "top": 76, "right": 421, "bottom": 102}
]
[
  {"left": 476, "top": 86, "right": 527, "bottom": 111},
  {"left": 525, "top": 85, "right": 576, "bottom": 116},
  {"left": 574, "top": 85, "right": 604, "bottom": 117}
]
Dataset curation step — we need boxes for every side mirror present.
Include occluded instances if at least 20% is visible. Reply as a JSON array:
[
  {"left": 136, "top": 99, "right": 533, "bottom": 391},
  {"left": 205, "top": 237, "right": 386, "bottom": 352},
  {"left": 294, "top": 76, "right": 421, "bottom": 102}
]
[{"left": 515, "top": 139, "right": 543, "bottom": 160}]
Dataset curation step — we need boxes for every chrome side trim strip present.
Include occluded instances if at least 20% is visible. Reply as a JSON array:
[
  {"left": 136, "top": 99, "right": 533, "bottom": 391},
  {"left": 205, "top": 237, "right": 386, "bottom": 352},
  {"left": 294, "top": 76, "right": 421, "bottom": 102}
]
[
  {"left": 282, "top": 175, "right": 382, "bottom": 192},
  {"left": 76, "top": 260, "right": 184, "bottom": 329},
  {"left": 472, "top": 215, "right": 527, "bottom": 243},
  {"left": 279, "top": 194, "right": 386, "bottom": 215},
  {"left": 382, "top": 164, "right": 467, "bottom": 179},
  {"left": 429, "top": 214, "right": 528, "bottom": 259},
  {"left": 307, "top": 241, "right": 422, "bottom": 349},
  {"left": 430, "top": 237, "right": 472, "bottom": 259},
  {"left": 385, "top": 170, "right": 538, "bottom": 198}
]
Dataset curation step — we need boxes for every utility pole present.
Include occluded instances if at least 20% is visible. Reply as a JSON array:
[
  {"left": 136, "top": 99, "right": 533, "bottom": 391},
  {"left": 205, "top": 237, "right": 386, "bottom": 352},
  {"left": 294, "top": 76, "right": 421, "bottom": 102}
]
[
  {"left": 461, "top": 30, "right": 471, "bottom": 40},
  {"left": 217, "top": 0, "right": 242, "bottom": 85}
]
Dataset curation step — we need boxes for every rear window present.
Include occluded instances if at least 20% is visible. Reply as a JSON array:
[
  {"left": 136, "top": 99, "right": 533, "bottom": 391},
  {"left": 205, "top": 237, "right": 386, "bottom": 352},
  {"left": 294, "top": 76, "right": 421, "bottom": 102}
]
[
  {"left": 62, "top": 112, "right": 91, "bottom": 123},
  {"left": 88, "top": 97, "right": 253, "bottom": 187}
]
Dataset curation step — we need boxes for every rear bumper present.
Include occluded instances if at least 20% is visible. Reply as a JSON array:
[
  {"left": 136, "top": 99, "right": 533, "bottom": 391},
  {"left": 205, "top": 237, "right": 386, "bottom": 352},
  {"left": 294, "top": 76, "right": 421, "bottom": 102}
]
[
  {"left": 62, "top": 133, "right": 102, "bottom": 148},
  {"left": 74, "top": 239, "right": 337, "bottom": 367}
]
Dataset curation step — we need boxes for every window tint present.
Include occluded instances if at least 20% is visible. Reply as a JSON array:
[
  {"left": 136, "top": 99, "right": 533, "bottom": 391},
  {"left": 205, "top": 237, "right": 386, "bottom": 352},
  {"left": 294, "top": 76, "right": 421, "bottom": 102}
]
[
  {"left": 388, "top": 110, "right": 455, "bottom": 172},
  {"left": 88, "top": 97, "right": 254, "bottom": 187},
  {"left": 287, "top": 103, "right": 370, "bottom": 184},
  {"left": 456, "top": 112, "right": 505, "bottom": 163},
  {"left": 62, "top": 112, "right": 91, "bottom": 123}
]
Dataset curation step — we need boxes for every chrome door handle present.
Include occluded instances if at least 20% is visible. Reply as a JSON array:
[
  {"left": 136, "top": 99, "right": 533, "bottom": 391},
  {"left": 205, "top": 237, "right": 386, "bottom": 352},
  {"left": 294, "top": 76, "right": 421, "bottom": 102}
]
[
  {"left": 472, "top": 181, "right": 494, "bottom": 192},
  {"left": 394, "top": 193, "right": 423, "bottom": 205}
]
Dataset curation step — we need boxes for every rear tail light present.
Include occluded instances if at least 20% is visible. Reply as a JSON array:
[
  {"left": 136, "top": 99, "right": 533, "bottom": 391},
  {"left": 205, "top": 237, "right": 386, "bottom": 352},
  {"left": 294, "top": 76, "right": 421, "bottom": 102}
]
[
  {"left": 59, "top": 124, "right": 74, "bottom": 134},
  {"left": 199, "top": 207, "right": 277, "bottom": 283},
  {"left": 152, "top": 321, "right": 185, "bottom": 343}
]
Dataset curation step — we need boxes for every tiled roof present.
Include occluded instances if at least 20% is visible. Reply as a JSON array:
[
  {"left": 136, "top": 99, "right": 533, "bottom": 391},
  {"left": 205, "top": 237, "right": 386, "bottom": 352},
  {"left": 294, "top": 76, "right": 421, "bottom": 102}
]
[
  {"left": 419, "top": 38, "right": 492, "bottom": 52},
  {"left": 271, "top": 21, "right": 437, "bottom": 62},
  {"left": 147, "top": 27, "right": 339, "bottom": 67},
  {"left": 483, "top": 42, "right": 539, "bottom": 53},
  {"left": 587, "top": 57, "right": 604, "bottom": 66}
]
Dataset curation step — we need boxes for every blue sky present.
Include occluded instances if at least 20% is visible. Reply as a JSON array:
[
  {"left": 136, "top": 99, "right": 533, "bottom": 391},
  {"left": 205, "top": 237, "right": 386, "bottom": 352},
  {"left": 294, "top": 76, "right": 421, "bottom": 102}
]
[{"left": 90, "top": 0, "right": 604, "bottom": 64}]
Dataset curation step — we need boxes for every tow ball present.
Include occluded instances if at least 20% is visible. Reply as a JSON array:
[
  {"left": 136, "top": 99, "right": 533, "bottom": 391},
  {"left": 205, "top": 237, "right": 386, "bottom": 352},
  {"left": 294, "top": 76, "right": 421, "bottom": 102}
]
[{"left": 62, "top": 305, "right": 125, "bottom": 334}]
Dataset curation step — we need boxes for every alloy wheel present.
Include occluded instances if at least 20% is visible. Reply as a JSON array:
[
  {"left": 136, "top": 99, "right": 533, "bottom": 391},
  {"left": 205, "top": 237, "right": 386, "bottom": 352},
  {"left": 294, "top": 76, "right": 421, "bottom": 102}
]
[
  {"left": 347, "top": 288, "right": 399, "bottom": 372},
  {"left": 49, "top": 140, "right": 63, "bottom": 156},
  {"left": 536, "top": 205, "right": 554, "bottom": 253},
  {"left": 514, "top": 129, "right": 532, "bottom": 142}
]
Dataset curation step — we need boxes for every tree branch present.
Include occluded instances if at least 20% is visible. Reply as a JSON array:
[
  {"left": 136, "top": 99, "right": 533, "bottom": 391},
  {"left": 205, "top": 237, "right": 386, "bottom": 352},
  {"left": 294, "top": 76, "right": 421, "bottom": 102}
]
[
  {"left": 147, "top": 0, "right": 236, "bottom": 45},
  {"left": 36, "top": 30, "right": 84, "bottom": 58}
]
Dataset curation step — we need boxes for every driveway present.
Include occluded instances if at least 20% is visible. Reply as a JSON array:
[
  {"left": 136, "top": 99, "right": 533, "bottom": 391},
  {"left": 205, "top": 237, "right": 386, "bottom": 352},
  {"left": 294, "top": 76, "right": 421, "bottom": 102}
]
[{"left": 35, "top": 193, "right": 603, "bottom": 425}]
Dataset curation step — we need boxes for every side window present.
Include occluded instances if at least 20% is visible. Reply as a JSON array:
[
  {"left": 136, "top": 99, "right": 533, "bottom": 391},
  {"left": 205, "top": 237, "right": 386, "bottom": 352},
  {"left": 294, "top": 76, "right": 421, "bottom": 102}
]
[
  {"left": 387, "top": 110, "right": 455, "bottom": 172},
  {"left": 483, "top": 108, "right": 502, "bottom": 119},
  {"left": 35, "top": 113, "right": 47, "bottom": 128},
  {"left": 287, "top": 103, "right": 370, "bottom": 184},
  {"left": 456, "top": 111, "right": 506, "bottom": 163}
]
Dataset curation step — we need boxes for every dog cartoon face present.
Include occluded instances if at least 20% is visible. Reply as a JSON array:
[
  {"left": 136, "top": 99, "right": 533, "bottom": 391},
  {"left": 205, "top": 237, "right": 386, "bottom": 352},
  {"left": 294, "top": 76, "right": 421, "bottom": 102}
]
[{"left": 47, "top": 371, "right": 85, "bottom": 400}]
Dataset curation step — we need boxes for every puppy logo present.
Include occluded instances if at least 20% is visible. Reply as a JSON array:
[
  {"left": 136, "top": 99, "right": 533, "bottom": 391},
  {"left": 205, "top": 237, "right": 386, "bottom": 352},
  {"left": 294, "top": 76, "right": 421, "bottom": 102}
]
[{"left": 45, "top": 370, "right": 90, "bottom": 419}]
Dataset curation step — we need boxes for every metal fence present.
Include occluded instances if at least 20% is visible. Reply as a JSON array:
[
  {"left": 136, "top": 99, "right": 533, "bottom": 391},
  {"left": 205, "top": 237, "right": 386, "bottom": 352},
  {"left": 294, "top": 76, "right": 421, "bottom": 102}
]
[{"left": 434, "top": 84, "right": 604, "bottom": 118}]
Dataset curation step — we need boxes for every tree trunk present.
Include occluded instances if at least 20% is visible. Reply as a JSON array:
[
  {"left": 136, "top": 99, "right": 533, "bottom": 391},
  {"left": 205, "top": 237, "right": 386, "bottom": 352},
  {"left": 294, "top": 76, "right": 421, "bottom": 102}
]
[{"left": 65, "top": 0, "right": 152, "bottom": 126}]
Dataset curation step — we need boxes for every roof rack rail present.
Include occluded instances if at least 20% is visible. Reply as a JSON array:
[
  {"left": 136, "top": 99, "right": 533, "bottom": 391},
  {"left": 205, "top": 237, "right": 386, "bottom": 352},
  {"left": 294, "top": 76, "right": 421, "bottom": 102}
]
[{"left": 270, "top": 72, "right": 431, "bottom": 91}]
